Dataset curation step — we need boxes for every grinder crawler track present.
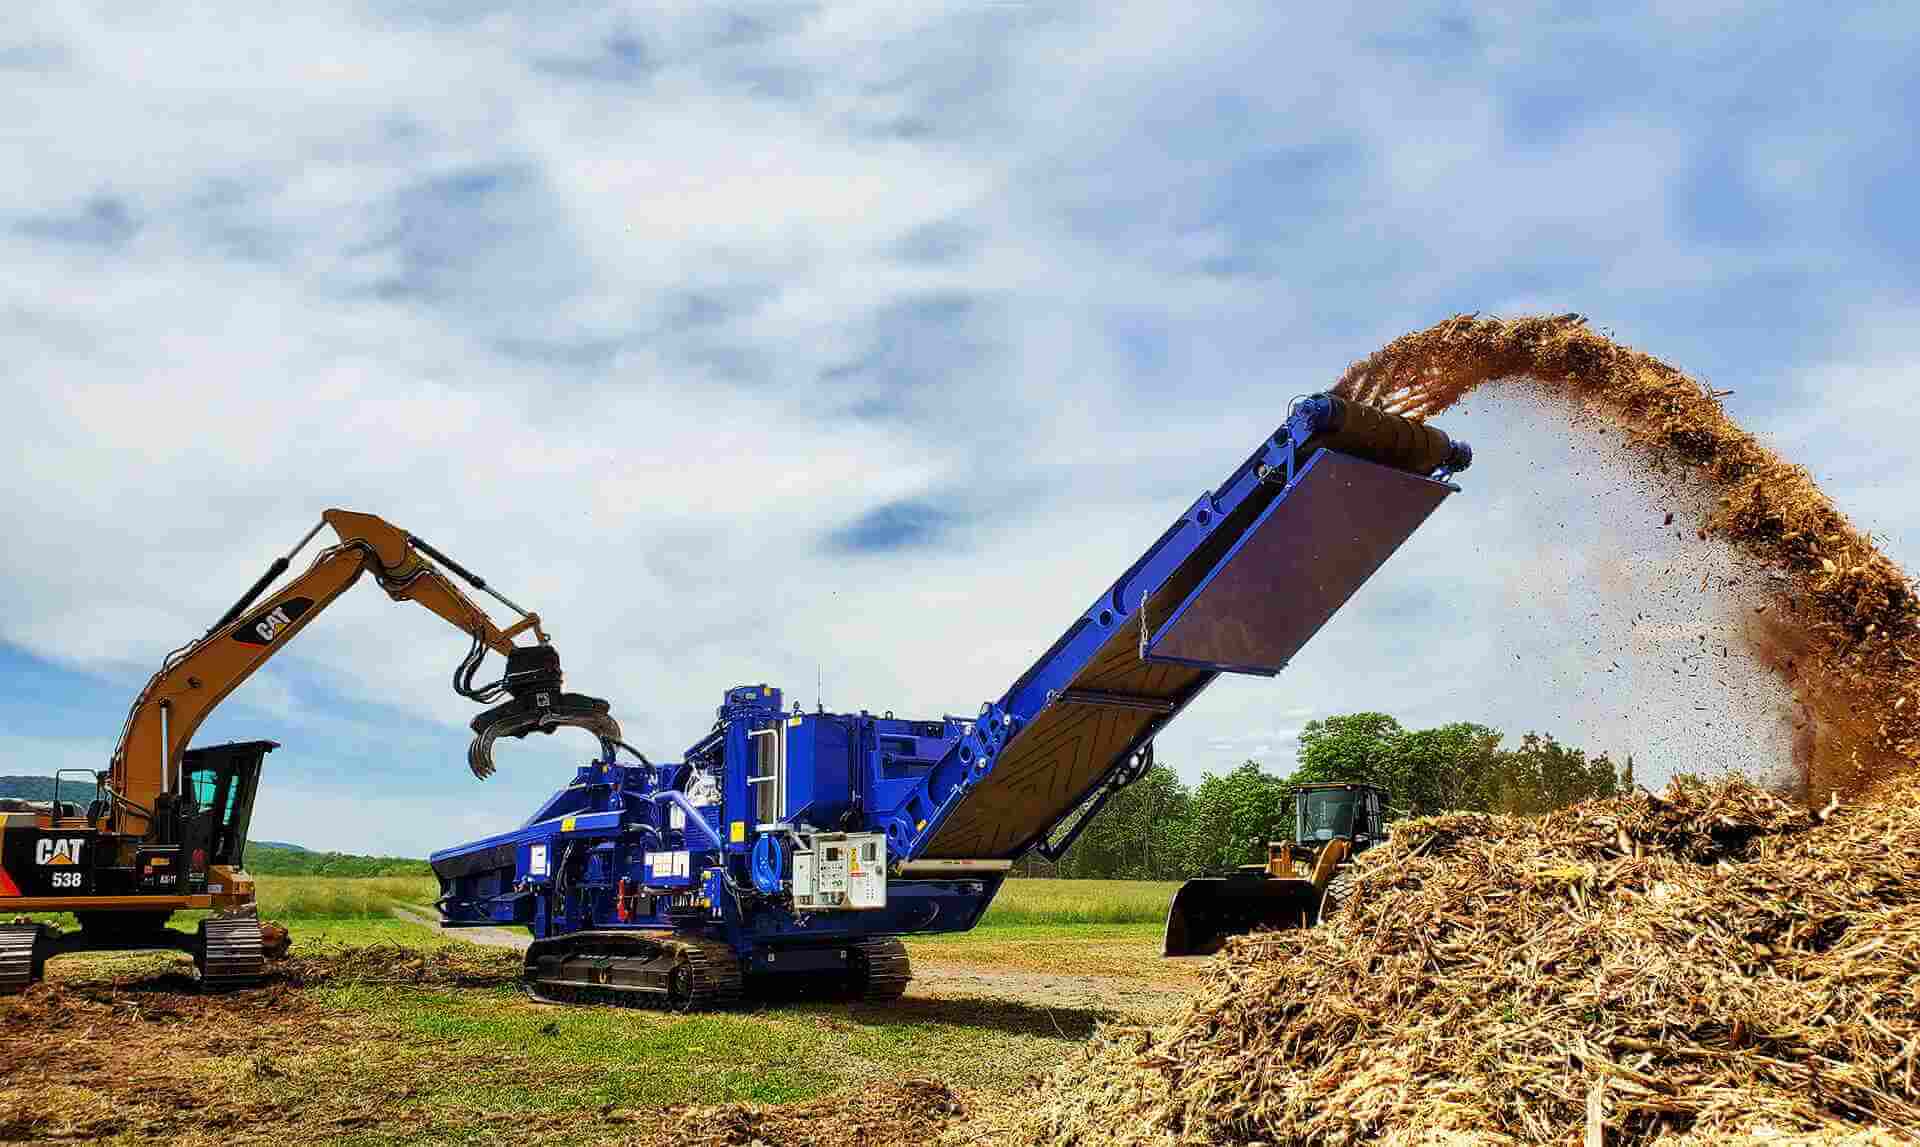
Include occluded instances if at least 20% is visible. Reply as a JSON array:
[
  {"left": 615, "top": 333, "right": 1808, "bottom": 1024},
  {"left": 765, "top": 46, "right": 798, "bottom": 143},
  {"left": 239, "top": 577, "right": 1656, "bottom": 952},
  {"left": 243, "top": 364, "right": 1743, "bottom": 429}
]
[{"left": 523, "top": 933, "right": 745, "bottom": 1011}]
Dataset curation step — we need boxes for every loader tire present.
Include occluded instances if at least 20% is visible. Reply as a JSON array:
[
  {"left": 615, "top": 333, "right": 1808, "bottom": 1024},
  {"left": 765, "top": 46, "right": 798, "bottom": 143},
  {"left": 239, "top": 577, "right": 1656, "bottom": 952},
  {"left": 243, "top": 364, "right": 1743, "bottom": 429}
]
[{"left": 1321, "top": 870, "right": 1358, "bottom": 922}]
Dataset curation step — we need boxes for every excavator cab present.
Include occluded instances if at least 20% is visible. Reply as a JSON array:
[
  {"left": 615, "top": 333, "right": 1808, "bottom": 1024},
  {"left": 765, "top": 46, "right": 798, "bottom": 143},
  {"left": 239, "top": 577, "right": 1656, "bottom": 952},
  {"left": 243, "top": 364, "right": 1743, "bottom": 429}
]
[
  {"left": 177, "top": 740, "right": 272, "bottom": 871},
  {"left": 1163, "top": 781, "right": 1388, "bottom": 957}
]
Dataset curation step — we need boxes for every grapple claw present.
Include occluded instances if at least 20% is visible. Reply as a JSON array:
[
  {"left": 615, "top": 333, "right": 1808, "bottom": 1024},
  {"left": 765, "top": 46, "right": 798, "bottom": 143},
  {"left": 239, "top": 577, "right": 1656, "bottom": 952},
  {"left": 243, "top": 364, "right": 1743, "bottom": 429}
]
[
  {"left": 465, "top": 643, "right": 623, "bottom": 778},
  {"left": 467, "top": 693, "right": 622, "bottom": 779}
]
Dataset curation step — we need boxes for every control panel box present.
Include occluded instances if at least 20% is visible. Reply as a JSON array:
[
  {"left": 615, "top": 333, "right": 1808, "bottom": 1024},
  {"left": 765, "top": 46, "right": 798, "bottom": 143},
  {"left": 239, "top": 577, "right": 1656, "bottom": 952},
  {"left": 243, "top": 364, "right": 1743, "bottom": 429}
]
[{"left": 792, "top": 831, "right": 886, "bottom": 910}]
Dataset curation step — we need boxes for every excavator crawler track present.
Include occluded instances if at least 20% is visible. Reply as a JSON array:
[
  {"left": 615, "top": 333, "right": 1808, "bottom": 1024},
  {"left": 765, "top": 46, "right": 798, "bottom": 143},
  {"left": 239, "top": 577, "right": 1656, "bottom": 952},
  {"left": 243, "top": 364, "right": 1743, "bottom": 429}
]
[
  {"left": 0, "top": 924, "right": 45, "bottom": 995},
  {"left": 849, "top": 938, "right": 911, "bottom": 1003},
  {"left": 523, "top": 933, "right": 744, "bottom": 1012},
  {"left": 196, "top": 913, "right": 266, "bottom": 990}
]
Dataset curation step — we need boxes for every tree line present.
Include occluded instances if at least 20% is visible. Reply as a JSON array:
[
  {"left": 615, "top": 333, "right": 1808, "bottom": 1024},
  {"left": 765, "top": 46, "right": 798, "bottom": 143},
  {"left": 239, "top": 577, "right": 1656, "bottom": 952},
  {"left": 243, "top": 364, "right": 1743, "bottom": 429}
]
[{"left": 1044, "top": 713, "right": 1631, "bottom": 881}]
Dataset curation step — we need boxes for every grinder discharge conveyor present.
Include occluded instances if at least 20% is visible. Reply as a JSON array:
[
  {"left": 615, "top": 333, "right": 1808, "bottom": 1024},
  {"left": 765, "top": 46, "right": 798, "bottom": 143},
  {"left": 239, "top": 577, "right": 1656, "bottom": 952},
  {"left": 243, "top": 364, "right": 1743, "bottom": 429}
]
[{"left": 431, "top": 393, "right": 1475, "bottom": 1008}]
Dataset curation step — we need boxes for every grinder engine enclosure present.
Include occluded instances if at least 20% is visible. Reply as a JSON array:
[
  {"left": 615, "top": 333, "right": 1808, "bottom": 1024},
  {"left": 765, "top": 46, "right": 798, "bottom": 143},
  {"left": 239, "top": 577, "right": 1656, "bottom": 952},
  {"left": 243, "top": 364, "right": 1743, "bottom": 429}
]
[{"left": 431, "top": 394, "right": 1474, "bottom": 1005}]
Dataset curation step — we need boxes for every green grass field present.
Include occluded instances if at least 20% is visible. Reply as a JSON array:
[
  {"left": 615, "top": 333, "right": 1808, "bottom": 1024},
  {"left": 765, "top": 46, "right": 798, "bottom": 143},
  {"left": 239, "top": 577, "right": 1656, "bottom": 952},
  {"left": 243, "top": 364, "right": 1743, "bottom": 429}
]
[
  {"left": 982, "top": 878, "right": 1177, "bottom": 925},
  {"left": 259, "top": 874, "right": 438, "bottom": 918},
  {"left": 257, "top": 873, "right": 1177, "bottom": 926},
  {"left": 18, "top": 875, "right": 1179, "bottom": 953}
]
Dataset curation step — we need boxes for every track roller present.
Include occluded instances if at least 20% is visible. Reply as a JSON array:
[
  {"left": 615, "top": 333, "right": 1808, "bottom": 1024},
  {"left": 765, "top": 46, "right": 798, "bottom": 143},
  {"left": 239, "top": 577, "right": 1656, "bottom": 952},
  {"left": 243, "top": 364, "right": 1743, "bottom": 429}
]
[
  {"left": 196, "top": 910, "right": 266, "bottom": 990},
  {"left": 849, "top": 938, "right": 911, "bottom": 1003},
  {"left": 523, "top": 932, "right": 744, "bottom": 1012},
  {"left": 0, "top": 923, "right": 46, "bottom": 995}
]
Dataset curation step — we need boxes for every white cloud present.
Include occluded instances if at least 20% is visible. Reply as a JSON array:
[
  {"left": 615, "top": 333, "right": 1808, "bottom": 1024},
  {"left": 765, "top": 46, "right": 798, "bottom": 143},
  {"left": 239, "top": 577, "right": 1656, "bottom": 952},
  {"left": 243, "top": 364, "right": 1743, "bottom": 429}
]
[{"left": 3, "top": 4, "right": 1917, "bottom": 852}]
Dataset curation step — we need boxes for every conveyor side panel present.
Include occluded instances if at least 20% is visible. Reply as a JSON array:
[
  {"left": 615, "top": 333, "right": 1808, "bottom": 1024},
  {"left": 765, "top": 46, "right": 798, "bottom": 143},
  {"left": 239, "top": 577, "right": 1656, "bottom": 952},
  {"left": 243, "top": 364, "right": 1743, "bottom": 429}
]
[
  {"left": 1141, "top": 451, "right": 1453, "bottom": 674},
  {"left": 915, "top": 445, "right": 1459, "bottom": 861}
]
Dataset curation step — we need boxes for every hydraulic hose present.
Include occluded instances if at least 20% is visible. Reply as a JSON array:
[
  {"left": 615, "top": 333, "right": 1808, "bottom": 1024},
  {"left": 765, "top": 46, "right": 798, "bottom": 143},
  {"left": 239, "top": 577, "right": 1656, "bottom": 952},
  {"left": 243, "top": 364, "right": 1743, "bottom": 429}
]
[{"left": 650, "top": 791, "right": 726, "bottom": 850}]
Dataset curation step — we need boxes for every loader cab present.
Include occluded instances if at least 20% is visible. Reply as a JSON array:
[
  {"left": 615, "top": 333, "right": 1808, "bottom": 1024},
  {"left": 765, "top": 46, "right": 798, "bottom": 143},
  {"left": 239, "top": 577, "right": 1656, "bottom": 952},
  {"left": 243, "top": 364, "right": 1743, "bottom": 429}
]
[{"left": 1294, "top": 782, "right": 1387, "bottom": 856}]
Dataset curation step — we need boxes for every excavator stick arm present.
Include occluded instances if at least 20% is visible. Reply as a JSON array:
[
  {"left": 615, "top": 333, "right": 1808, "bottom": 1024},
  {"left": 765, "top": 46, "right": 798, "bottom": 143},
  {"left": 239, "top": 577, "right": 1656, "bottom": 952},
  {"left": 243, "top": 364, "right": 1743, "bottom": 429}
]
[{"left": 105, "top": 510, "right": 617, "bottom": 833}]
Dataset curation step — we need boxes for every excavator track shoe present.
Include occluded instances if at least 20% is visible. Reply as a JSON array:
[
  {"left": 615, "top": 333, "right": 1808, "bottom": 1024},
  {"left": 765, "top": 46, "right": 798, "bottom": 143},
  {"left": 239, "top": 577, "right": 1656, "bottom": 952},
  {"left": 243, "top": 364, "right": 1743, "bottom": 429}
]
[
  {"left": 522, "top": 933, "right": 743, "bottom": 1012},
  {"left": 196, "top": 911, "right": 267, "bottom": 990},
  {"left": 0, "top": 924, "right": 46, "bottom": 994},
  {"left": 848, "top": 938, "right": 911, "bottom": 1004}
]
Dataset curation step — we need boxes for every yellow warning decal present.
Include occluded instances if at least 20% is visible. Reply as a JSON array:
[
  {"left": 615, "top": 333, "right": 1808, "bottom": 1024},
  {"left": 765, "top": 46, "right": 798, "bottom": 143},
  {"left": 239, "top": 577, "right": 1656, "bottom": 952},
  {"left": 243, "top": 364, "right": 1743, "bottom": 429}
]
[
  {"left": 730, "top": 821, "right": 746, "bottom": 843},
  {"left": 561, "top": 816, "right": 576, "bottom": 832},
  {"left": 788, "top": 716, "right": 803, "bottom": 727}
]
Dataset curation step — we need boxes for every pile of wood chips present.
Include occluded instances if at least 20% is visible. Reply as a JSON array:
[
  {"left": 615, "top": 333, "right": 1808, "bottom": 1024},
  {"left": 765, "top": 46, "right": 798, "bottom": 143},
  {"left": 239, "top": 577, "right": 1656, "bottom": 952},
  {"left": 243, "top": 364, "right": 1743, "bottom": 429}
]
[{"left": 995, "top": 774, "right": 1920, "bottom": 1146}]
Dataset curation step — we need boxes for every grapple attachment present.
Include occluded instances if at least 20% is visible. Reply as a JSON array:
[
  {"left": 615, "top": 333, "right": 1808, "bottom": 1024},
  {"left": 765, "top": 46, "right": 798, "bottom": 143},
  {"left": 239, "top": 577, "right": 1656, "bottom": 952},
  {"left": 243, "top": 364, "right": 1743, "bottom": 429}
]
[
  {"left": 1162, "top": 874, "right": 1325, "bottom": 957},
  {"left": 466, "top": 645, "right": 623, "bottom": 779}
]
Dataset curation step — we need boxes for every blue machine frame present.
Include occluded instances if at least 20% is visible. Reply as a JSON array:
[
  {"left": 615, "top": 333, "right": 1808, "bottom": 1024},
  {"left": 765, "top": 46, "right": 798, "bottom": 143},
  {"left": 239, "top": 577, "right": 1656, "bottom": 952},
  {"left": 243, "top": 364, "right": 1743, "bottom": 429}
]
[{"left": 432, "top": 393, "right": 1472, "bottom": 990}]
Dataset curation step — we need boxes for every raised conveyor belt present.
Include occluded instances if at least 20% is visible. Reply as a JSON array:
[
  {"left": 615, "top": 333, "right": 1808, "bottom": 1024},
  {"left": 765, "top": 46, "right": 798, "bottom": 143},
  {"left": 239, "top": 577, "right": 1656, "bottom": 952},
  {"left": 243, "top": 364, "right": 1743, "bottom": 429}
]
[{"left": 910, "top": 396, "right": 1471, "bottom": 861}]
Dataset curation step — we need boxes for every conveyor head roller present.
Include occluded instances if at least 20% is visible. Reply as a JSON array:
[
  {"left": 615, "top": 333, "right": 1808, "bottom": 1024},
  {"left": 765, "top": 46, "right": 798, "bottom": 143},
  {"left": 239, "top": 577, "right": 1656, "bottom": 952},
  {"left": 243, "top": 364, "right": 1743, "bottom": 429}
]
[{"left": 1292, "top": 393, "right": 1472, "bottom": 478}]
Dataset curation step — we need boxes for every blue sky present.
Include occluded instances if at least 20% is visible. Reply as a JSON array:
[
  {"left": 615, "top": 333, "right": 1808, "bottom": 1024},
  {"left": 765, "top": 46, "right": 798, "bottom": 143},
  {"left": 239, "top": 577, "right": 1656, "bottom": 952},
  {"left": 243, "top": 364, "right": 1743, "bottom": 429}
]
[{"left": 4, "top": 4, "right": 1917, "bottom": 853}]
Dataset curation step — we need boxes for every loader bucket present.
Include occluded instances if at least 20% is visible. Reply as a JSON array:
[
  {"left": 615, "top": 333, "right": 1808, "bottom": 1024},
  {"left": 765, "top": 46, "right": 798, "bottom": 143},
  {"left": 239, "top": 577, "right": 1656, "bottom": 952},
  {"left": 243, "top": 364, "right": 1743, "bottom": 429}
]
[{"left": 1162, "top": 875, "right": 1325, "bottom": 957}]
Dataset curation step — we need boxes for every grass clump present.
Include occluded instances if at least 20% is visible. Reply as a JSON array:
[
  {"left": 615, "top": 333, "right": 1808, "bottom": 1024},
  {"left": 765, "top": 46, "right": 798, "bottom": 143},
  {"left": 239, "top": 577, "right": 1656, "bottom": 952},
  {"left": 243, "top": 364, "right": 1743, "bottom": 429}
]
[
  {"left": 255, "top": 874, "right": 437, "bottom": 919},
  {"left": 982, "top": 879, "right": 1178, "bottom": 926}
]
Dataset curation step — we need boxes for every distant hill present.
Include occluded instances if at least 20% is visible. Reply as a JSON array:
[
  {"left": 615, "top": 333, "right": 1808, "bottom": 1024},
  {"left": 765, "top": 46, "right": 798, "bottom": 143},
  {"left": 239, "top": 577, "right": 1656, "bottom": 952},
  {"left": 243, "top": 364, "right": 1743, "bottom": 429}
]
[
  {"left": 244, "top": 842, "right": 431, "bottom": 877},
  {"left": 0, "top": 775, "right": 98, "bottom": 805}
]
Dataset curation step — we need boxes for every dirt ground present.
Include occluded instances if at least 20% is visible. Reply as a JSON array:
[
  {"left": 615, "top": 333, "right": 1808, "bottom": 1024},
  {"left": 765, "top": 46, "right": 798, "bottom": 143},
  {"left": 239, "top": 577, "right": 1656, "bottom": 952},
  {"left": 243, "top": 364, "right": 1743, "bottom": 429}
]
[
  {"left": 0, "top": 922, "right": 1193, "bottom": 1146},
  {"left": 388, "top": 903, "right": 1195, "bottom": 1016}
]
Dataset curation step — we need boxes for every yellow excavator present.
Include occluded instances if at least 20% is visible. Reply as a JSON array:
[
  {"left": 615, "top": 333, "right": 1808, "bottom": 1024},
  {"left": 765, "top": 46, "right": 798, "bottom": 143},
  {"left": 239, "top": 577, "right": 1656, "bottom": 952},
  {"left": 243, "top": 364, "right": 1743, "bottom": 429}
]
[
  {"left": 1163, "top": 781, "right": 1388, "bottom": 956},
  {"left": 0, "top": 510, "right": 620, "bottom": 992}
]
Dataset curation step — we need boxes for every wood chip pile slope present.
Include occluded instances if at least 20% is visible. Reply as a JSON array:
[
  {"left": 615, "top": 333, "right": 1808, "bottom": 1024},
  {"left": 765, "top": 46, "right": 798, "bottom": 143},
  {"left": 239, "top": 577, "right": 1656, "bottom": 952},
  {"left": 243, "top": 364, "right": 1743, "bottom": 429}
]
[{"left": 1003, "top": 775, "right": 1920, "bottom": 1145}]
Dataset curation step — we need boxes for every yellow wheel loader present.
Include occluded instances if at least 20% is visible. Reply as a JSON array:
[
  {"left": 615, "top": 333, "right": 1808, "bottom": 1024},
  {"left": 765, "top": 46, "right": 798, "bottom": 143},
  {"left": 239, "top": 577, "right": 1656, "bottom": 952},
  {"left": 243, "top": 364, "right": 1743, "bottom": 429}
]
[{"left": 1163, "top": 781, "right": 1387, "bottom": 956}]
